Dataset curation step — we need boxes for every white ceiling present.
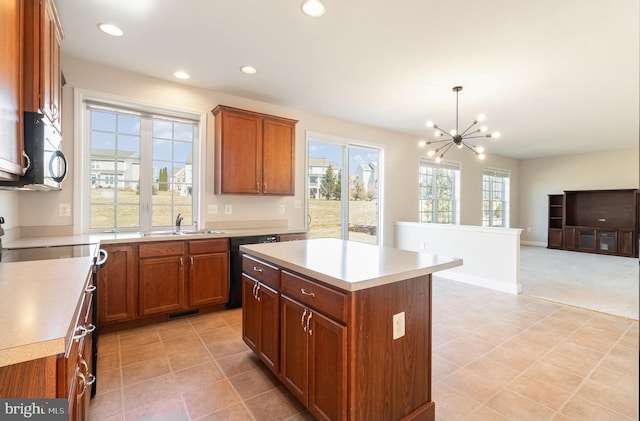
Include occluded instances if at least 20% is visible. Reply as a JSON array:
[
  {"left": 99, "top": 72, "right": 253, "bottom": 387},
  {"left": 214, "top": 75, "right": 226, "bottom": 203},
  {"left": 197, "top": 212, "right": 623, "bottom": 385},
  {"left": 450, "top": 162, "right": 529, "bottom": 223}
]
[{"left": 55, "top": 0, "right": 639, "bottom": 159}]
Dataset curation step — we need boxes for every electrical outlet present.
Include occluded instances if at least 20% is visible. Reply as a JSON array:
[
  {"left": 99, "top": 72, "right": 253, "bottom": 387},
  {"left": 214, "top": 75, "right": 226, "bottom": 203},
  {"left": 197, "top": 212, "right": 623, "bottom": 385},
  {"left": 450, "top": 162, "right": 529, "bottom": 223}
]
[
  {"left": 224, "top": 205, "right": 232, "bottom": 215},
  {"left": 279, "top": 204, "right": 285, "bottom": 214},
  {"left": 59, "top": 203, "right": 71, "bottom": 217},
  {"left": 393, "top": 312, "right": 405, "bottom": 340},
  {"left": 208, "top": 204, "right": 218, "bottom": 214}
]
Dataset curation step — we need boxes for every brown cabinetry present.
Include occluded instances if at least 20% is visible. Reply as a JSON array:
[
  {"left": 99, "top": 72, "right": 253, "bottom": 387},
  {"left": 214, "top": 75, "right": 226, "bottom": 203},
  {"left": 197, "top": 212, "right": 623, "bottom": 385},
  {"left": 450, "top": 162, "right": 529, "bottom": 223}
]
[
  {"left": 212, "top": 105, "right": 297, "bottom": 196},
  {"left": 188, "top": 239, "right": 229, "bottom": 307},
  {"left": 549, "top": 190, "right": 639, "bottom": 257},
  {"left": 278, "top": 232, "right": 308, "bottom": 242},
  {"left": 23, "top": 0, "right": 63, "bottom": 131},
  {"left": 242, "top": 255, "right": 281, "bottom": 375},
  {"left": 0, "top": 266, "right": 95, "bottom": 421},
  {"left": 97, "top": 244, "right": 138, "bottom": 325},
  {"left": 139, "top": 241, "right": 186, "bottom": 316},
  {"left": 0, "top": 0, "right": 24, "bottom": 180}
]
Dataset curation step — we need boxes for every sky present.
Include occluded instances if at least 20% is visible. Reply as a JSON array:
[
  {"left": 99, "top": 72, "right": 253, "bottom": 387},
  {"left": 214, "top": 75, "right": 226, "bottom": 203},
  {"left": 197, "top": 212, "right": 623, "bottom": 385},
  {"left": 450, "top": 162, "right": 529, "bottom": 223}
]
[{"left": 308, "top": 141, "right": 378, "bottom": 175}]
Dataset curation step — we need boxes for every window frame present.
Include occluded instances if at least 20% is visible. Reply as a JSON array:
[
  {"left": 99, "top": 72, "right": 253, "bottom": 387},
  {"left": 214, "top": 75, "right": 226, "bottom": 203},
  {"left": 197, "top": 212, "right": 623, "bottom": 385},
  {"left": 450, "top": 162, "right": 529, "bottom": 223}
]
[
  {"left": 73, "top": 89, "right": 206, "bottom": 234},
  {"left": 418, "top": 158, "right": 461, "bottom": 224},
  {"left": 305, "top": 131, "right": 384, "bottom": 245},
  {"left": 482, "top": 167, "right": 510, "bottom": 228}
]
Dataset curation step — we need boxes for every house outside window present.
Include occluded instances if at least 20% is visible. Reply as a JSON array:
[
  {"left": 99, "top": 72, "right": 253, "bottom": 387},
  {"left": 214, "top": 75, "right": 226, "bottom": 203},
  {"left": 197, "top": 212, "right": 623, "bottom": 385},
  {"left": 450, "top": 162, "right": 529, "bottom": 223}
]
[
  {"left": 82, "top": 98, "right": 200, "bottom": 233},
  {"left": 482, "top": 167, "right": 510, "bottom": 227},
  {"left": 419, "top": 159, "right": 460, "bottom": 224}
]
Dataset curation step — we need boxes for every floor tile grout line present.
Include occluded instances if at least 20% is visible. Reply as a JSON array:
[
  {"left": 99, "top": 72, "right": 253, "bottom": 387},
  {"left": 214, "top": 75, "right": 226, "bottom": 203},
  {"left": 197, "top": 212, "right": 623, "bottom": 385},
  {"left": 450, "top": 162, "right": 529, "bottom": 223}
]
[{"left": 187, "top": 312, "right": 258, "bottom": 421}]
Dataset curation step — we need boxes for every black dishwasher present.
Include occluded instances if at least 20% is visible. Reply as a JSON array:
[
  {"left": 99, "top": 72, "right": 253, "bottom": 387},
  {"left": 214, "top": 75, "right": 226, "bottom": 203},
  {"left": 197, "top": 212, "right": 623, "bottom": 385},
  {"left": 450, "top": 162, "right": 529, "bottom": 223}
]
[{"left": 228, "top": 235, "right": 277, "bottom": 308}]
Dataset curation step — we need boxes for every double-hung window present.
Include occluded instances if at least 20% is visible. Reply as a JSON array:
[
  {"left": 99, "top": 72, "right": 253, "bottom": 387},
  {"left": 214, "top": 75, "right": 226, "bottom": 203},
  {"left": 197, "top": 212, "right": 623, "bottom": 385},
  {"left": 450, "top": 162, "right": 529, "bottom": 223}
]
[
  {"left": 82, "top": 99, "right": 200, "bottom": 233},
  {"left": 482, "top": 167, "right": 510, "bottom": 227},
  {"left": 419, "top": 159, "right": 460, "bottom": 224}
]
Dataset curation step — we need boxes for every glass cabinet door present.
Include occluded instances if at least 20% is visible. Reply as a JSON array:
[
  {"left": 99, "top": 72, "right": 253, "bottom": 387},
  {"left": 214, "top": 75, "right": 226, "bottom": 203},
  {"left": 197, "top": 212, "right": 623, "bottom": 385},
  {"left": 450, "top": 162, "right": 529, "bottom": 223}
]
[
  {"left": 578, "top": 229, "right": 596, "bottom": 250},
  {"left": 597, "top": 231, "right": 617, "bottom": 253}
]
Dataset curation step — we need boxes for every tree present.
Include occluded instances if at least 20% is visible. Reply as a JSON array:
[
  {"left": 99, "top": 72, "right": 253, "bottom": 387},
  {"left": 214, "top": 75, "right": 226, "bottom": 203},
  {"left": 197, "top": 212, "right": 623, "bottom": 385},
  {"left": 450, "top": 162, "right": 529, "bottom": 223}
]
[
  {"left": 158, "top": 167, "right": 168, "bottom": 191},
  {"left": 320, "top": 165, "right": 340, "bottom": 200}
]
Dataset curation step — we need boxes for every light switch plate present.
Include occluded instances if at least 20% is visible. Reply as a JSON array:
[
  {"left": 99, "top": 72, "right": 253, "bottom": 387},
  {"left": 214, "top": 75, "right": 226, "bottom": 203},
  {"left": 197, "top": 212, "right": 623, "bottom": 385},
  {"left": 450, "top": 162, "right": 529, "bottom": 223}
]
[
  {"left": 59, "top": 203, "right": 71, "bottom": 217},
  {"left": 279, "top": 204, "right": 285, "bottom": 214},
  {"left": 393, "top": 312, "right": 405, "bottom": 340},
  {"left": 224, "top": 205, "right": 232, "bottom": 215},
  {"left": 208, "top": 204, "right": 218, "bottom": 214}
]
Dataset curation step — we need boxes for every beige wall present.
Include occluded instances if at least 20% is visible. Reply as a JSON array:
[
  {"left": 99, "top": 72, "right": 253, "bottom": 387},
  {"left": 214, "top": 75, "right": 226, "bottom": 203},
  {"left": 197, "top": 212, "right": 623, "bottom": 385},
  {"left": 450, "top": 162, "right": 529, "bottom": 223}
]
[
  {"left": 3, "top": 56, "right": 524, "bottom": 245},
  {"left": 518, "top": 148, "right": 640, "bottom": 245}
]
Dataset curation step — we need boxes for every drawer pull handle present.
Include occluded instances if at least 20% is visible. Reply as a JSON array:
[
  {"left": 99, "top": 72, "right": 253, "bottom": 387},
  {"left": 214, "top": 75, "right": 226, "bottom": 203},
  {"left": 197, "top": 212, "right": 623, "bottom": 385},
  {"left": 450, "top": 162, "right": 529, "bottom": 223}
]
[
  {"left": 301, "top": 308, "right": 307, "bottom": 331},
  {"left": 86, "top": 373, "right": 96, "bottom": 386},
  {"left": 301, "top": 288, "right": 315, "bottom": 297},
  {"left": 307, "top": 311, "right": 313, "bottom": 336},
  {"left": 76, "top": 372, "right": 87, "bottom": 398},
  {"left": 253, "top": 266, "right": 263, "bottom": 273},
  {"left": 256, "top": 284, "right": 261, "bottom": 302},
  {"left": 85, "top": 284, "right": 96, "bottom": 293},
  {"left": 252, "top": 282, "right": 258, "bottom": 299}
]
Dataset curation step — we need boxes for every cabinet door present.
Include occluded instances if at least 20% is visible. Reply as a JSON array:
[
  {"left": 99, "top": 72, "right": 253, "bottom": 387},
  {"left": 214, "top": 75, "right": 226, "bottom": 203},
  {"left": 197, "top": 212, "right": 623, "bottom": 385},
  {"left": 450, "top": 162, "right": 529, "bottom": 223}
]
[
  {"left": 280, "top": 295, "right": 309, "bottom": 405},
  {"left": 188, "top": 251, "right": 229, "bottom": 307},
  {"left": 618, "top": 229, "right": 634, "bottom": 257},
  {"left": 547, "top": 229, "right": 563, "bottom": 249},
  {"left": 139, "top": 256, "right": 185, "bottom": 316},
  {"left": 262, "top": 117, "right": 295, "bottom": 195},
  {"left": 242, "top": 275, "right": 259, "bottom": 353},
  {"left": 258, "top": 282, "right": 280, "bottom": 375},
  {"left": 0, "top": 0, "right": 24, "bottom": 180},
  {"left": 98, "top": 245, "right": 137, "bottom": 325},
  {"left": 564, "top": 227, "right": 578, "bottom": 250},
  {"left": 41, "top": 0, "right": 62, "bottom": 130},
  {"left": 218, "top": 110, "right": 261, "bottom": 194},
  {"left": 308, "top": 310, "right": 347, "bottom": 421}
]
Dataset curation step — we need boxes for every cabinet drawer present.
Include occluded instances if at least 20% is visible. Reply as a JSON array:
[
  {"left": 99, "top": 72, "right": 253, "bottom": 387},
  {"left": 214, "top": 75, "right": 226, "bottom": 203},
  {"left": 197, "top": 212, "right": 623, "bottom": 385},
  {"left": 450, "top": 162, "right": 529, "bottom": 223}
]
[
  {"left": 189, "top": 238, "right": 229, "bottom": 254},
  {"left": 243, "top": 255, "right": 280, "bottom": 289},
  {"left": 139, "top": 241, "right": 185, "bottom": 258},
  {"left": 281, "top": 270, "right": 348, "bottom": 324}
]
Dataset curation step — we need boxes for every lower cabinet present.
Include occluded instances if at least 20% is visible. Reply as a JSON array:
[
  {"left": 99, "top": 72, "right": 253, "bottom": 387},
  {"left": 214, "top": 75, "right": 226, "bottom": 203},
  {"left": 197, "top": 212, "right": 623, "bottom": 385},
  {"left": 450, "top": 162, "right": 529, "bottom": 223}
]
[
  {"left": 97, "top": 244, "right": 137, "bottom": 325},
  {"left": 0, "top": 266, "right": 95, "bottom": 421},
  {"left": 242, "top": 274, "right": 280, "bottom": 375},
  {"left": 280, "top": 295, "right": 347, "bottom": 421},
  {"left": 139, "top": 241, "right": 186, "bottom": 316},
  {"left": 188, "top": 239, "right": 229, "bottom": 307}
]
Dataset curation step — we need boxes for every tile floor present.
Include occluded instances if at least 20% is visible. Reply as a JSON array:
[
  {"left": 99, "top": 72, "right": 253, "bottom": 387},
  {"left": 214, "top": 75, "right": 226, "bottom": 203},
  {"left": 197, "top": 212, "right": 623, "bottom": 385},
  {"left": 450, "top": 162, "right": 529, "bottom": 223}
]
[{"left": 90, "top": 278, "right": 639, "bottom": 420}]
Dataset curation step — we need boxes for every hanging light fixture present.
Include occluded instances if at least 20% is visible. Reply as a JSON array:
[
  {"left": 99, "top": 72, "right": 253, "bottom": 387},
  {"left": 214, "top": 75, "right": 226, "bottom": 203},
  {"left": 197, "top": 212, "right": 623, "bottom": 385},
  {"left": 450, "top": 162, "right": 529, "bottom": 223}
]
[{"left": 421, "top": 86, "right": 501, "bottom": 163}]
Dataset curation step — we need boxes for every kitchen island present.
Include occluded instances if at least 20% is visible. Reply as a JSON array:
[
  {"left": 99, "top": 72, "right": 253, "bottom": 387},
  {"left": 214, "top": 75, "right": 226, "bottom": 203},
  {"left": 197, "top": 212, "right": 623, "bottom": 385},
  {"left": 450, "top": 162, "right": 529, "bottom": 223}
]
[{"left": 240, "top": 238, "right": 462, "bottom": 421}]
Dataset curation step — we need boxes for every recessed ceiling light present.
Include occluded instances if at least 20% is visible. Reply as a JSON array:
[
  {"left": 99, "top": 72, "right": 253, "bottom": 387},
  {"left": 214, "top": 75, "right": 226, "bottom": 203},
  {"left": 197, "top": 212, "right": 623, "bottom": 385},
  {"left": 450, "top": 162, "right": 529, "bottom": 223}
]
[
  {"left": 98, "top": 23, "right": 124, "bottom": 37},
  {"left": 301, "top": 0, "right": 326, "bottom": 17},
  {"left": 240, "top": 66, "right": 258, "bottom": 75},
  {"left": 173, "top": 71, "right": 190, "bottom": 80}
]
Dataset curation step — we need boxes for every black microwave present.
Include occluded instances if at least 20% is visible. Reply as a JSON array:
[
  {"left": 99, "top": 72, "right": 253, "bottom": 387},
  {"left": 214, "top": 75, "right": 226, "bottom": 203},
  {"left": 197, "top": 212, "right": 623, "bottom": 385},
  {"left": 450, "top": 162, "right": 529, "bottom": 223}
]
[{"left": 0, "top": 112, "right": 67, "bottom": 191}]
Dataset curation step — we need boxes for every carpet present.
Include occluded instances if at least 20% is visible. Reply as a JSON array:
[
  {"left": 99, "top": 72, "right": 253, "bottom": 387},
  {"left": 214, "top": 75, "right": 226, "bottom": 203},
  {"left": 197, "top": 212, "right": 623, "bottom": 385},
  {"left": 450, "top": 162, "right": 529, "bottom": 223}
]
[{"left": 520, "top": 245, "right": 639, "bottom": 320}]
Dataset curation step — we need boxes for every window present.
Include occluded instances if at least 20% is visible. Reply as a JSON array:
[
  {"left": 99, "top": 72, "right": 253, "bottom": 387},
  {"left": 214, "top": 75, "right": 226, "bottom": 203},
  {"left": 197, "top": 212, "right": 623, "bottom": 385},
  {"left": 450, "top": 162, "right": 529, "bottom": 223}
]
[
  {"left": 82, "top": 99, "right": 200, "bottom": 233},
  {"left": 482, "top": 167, "right": 510, "bottom": 227},
  {"left": 306, "top": 133, "right": 383, "bottom": 245},
  {"left": 419, "top": 159, "right": 460, "bottom": 224}
]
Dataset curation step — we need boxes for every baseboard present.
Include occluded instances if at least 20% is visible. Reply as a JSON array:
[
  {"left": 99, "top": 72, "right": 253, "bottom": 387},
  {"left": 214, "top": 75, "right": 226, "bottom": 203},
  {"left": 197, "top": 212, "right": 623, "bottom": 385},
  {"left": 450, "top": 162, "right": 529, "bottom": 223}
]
[
  {"left": 434, "top": 272, "right": 521, "bottom": 294},
  {"left": 521, "top": 240, "right": 546, "bottom": 247}
]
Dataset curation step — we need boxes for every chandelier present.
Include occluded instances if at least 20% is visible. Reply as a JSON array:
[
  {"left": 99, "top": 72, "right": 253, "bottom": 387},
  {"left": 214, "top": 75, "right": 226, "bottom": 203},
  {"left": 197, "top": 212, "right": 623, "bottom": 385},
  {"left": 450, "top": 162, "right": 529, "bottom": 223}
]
[{"left": 420, "top": 86, "right": 500, "bottom": 162}]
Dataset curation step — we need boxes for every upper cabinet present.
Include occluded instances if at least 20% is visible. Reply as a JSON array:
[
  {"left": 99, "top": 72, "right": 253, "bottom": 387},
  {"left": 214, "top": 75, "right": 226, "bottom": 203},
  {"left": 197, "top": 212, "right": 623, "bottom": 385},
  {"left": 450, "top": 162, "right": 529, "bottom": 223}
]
[
  {"left": 0, "top": 0, "right": 24, "bottom": 180},
  {"left": 23, "top": 0, "right": 64, "bottom": 132},
  {"left": 212, "top": 105, "right": 297, "bottom": 195}
]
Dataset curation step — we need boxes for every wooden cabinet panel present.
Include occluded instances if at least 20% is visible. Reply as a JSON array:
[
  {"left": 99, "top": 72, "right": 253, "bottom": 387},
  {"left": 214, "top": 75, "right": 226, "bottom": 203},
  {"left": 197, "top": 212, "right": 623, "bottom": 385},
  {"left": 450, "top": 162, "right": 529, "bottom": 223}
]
[
  {"left": 282, "top": 270, "right": 348, "bottom": 324},
  {"left": 212, "top": 105, "right": 297, "bottom": 196},
  {"left": 278, "top": 233, "right": 307, "bottom": 242},
  {"left": 280, "top": 295, "right": 309, "bottom": 404},
  {"left": 618, "top": 229, "right": 634, "bottom": 256},
  {"left": 308, "top": 309, "right": 347, "bottom": 421},
  {"left": 242, "top": 275, "right": 260, "bottom": 352},
  {"left": 262, "top": 117, "right": 295, "bottom": 195},
  {"left": 188, "top": 252, "right": 229, "bottom": 307},
  {"left": 243, "top": 254, "right": 280, "bottom": 289},
  {"left": 548, "top": 229, "right": 563, "bottom": 249},
  {"left": 98, "top": 244, "right": 137, "bottom": 325},
  {"left": 565, "top": 227, "right": 578, "bottom": 250},
  {"left": 0, "top": 0, "right": 24, "bottom": 180},
  {"left": 139, "top": 255, "right": 185, "bottom": 316}
]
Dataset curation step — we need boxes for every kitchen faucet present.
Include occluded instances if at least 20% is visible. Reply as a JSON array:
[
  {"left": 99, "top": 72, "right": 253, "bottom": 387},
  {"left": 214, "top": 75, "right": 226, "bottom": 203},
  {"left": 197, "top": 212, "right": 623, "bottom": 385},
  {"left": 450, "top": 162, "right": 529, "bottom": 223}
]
[{"left": 175, "top": 213, "right": 183, "bottom": 231}]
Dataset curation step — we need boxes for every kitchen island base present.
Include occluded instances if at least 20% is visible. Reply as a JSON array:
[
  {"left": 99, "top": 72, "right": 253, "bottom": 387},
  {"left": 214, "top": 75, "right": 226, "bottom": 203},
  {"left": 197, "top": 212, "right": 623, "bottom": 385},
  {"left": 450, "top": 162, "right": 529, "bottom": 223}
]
[{"left": 240, "top": 237, "right": 462, "bottom": 421}]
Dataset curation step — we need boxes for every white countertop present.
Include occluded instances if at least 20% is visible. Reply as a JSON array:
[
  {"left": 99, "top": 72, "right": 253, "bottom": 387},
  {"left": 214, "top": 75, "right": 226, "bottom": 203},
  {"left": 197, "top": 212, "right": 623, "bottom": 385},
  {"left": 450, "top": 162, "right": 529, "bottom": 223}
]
[
  {"left": 241, "top": 238, "right": 463, "bottom": 291},
  {"left": 0, "top": 256, "right": 94, "bottom": 367},
  {"left": 3, "top": 227, "right": 306, "bottom": 249}
]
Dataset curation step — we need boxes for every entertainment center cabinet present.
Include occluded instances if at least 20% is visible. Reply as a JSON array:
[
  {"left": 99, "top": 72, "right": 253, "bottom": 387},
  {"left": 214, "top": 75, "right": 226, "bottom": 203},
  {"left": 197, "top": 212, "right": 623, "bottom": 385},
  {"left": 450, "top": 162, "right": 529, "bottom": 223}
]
[{"left": 547, "top": 189, "right": 639, "bottom": 257}]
